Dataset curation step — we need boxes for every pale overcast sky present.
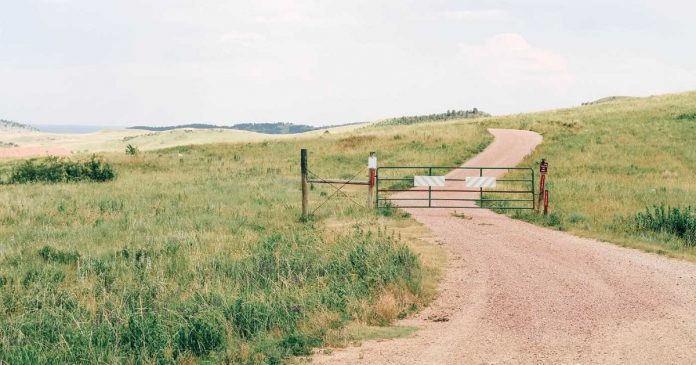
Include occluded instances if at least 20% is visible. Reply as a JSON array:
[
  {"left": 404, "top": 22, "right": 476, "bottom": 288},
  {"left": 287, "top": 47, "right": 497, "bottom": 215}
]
[{"left": 1, "top": 0, "right": 695, "bottom": 126}]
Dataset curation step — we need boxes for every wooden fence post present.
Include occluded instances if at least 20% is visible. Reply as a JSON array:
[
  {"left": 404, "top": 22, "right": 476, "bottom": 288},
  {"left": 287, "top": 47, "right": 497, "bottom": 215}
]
[
  {"left": 301, "top": 149, "right": 308, "bottom": 219},
  {"left": 367, "top": 152, "right": 377, "bottom": 208}
]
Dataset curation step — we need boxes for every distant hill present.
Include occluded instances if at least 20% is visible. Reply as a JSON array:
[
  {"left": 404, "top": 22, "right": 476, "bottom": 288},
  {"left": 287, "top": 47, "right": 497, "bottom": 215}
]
[
  {"left": 128, "top": 110, "right": 491, "bottom": 134},
  {"left": 129, "top": 122, "right": 317, "bottom": 134},
  {"left": 0, "top": 119, "right": 38, "bottom": 133},
  {"left": 232, "top": 123, "right": 315, "bottom": 134},
  {"left": 581, "top": 96, "right": 632, "bottom": 106},
  {"left": 375, "top": 109, "right": 490, "bottom": 126}
]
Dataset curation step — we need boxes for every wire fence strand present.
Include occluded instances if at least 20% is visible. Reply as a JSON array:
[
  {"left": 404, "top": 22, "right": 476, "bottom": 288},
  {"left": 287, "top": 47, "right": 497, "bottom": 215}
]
[{"left": 307, "top": 168, "right": 366, "bottom": 214}]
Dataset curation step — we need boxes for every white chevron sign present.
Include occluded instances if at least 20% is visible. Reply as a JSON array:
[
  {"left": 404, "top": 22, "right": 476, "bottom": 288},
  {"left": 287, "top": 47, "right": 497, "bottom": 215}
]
[
  {"left": 465, "top": 176, "right": 496, "bottom": 188},
  {"left": 414, "top": 176, "right": 446, "bottom": 187}
]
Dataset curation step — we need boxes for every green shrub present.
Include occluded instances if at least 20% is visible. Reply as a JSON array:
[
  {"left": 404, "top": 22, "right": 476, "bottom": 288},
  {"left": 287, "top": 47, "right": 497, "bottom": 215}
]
[
  {"left": 633, "top": 205, "right": 696, "bottom": 246},
  {"left": 176, "top": 311, "right": 226, "bottom": 356},
  {"left": 38, "top": 246, "right": 80, "bottom": 264},
  {"left": 8, "top": 156, "right": 115, "bottom": 184},
  {"left": 279, "top": 332, "right": 322, "bottom": 356},
  {"left": 125, "top": 144, "right": 139, "bottom": 155},
  {"left": 568, "top": 212, "right": 588, "bottom": 224},
  {"left": 675, "top": 112, "right": 696, "bottom": 121}
]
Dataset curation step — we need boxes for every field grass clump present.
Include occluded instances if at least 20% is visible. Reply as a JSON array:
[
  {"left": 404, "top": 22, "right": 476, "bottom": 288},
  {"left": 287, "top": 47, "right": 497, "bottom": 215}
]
[
  {"left": 632, "top": 205, "right": 696, "bottom": 246},
  {"left": 6, "top": 155, "right": 115, "bottom": 184},
  {"left": 675, "top": 112, "right": 696, "bottom": 121},
  {"left": 37, "top": 245, "right": 80, "bottom": 264}
]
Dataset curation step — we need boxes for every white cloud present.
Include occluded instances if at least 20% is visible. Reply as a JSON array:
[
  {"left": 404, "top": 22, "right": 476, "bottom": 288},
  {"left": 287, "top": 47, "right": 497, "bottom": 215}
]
[
  {"left": 3, "top": 1, "right": 695, "bottom": 124},
  {"left": 219, "top": 31, "right": 266, "bottom": 47},
  {"left": 251, "top": 12, "right": 308, "bottom": 25},
  {"left": 440, "top": 9, "right": 507, "bottom": 22},
  {"left": 459, "top": 33, "right": 574, "bottom": 87}
]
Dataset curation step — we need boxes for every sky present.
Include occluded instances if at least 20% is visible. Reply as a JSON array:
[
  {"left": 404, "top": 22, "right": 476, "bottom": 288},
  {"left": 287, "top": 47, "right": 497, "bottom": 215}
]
[{"left": 1, "top": 0, "right": 695, "bottom": 127}]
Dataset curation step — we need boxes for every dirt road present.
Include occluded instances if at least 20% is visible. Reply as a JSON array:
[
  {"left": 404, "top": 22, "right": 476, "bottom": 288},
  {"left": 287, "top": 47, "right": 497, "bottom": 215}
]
[{"left": 312, "top": 129, "right": 696, "bottom": 364}]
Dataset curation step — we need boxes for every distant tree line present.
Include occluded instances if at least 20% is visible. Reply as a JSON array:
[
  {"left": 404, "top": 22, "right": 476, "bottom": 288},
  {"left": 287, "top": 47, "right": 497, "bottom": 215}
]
[
  {"left": 0, "top": 119, "right": 38, "bottom": 132},
  {"left": 129, "top": 122, "right": 317, "bottom": 134},
  {"left": 376, "top": 109, "right": 490, "bottom": 126},
  {"left": 232, "top": 123, "right": 315, "bottom": 134}
]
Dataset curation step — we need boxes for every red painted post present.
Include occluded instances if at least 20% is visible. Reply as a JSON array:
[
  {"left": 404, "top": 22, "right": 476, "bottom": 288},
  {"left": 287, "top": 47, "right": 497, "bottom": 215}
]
[
  {"left": 543, "top": 189, "right": 549, "bottom": 215},
  {"left": 537, "top": 159, "right": 548, "bottom": 213},
  {"left": 537, "top": 174, "right": 546, "bottom": 212}
]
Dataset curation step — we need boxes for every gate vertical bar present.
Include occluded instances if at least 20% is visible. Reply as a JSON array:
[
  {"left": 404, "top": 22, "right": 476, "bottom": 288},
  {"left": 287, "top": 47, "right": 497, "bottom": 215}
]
[
  {"left": 300, "top": 149, "right": 308, "bottom": 219},
  {"left": 375, "top": 167, "right": 380, "bottom": 208},
  {"left": 428, "top": 167, "right": 433, "bottom": 207},
  {"left": 531, "top": 169, "right": 536, "bottom": 210},
  {"left": 479, "top": 168, "right": 483, "bottom": 208}
]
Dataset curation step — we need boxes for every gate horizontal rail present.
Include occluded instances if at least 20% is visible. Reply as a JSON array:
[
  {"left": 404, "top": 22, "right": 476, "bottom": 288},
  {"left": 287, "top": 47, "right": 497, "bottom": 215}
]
[{"left": 376, "top": 166, "right": 535, "bottom": 210}]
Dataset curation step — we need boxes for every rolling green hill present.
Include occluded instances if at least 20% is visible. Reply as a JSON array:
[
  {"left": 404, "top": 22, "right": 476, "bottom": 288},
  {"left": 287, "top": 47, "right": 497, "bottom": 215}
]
[
  {"left": 482, "top": 91, "right": 696, "bottom": 256},
  {"left": 0, "top": 91, "right": 695, "bottom": 363},
  {"left": 0, "top": 119, "right": 489, "bottom": 364},
  {"left": 375, "top": 108, "right": 490, "bottom": 126}
]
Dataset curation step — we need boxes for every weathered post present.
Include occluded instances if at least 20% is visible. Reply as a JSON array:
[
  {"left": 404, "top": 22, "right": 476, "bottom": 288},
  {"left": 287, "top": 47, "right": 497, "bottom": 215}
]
[
  {"left": 367, "top": 152, "right": 377, "bottom": 208},
  {"left": 301, "top": 149, "right": 309, "bottom": 219},
  {"left": 543, "top": 189, "right": 549, "bottom": 215},
  {"left": 537, "top": 159, "right": 548, "bottom": 213}
]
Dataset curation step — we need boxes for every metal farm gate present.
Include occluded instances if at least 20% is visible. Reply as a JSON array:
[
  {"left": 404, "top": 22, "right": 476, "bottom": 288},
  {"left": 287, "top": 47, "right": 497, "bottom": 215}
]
[
  {"left": 375, "top": 166, "right": 536, "bottom": 210},
  {"left": 299, "top": 148, "right": 549, "bottom": 219}
]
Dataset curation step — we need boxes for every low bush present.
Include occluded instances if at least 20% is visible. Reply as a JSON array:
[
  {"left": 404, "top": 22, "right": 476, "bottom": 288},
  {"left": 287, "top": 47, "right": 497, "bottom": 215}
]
[
  {"left": 38, "top": 246, "right": 80, "bottom": 264},
  {"left": 7, "top": 155, "right": 115, "bottom": 184},
  {"left": 632, "top": 205, "right": 696, "bottom": 246},
  {"left": 125, "top": 144, "right": 139, "bottom": 155},
  {"left": 675, "top": 112, "right": 696, "bottom": 121},
  {"left": 509, "top": 210, "right": 566, "bottom": 230}
]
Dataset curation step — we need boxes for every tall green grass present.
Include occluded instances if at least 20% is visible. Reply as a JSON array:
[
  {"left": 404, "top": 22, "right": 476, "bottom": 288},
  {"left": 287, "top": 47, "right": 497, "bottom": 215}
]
[
  {"left": 632, "top": 205, "right": 696, "bottom": 246},
  {"left": 0, "top": 123, "right": 488, "bottom": 363}
]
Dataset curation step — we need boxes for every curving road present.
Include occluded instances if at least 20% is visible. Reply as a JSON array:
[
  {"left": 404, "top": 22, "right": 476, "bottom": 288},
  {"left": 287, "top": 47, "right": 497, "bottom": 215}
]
[{"left": 312, "top": 129, "right": 696, "bottom": 364}]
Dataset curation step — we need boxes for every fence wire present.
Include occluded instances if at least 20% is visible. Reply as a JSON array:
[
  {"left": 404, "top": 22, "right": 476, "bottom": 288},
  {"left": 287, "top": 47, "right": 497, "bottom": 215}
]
[{"left": 306, "top": 168, "right": 366, "bottom": 214}]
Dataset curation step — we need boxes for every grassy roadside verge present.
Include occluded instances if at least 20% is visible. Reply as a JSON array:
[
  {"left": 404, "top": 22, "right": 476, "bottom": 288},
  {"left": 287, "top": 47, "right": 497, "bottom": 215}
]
[
  {"left": 482, "top": 91, "right": 696, "bottom": 259},
  {"left": 0, "top": 123, "right": 488, "bottom": 363}
]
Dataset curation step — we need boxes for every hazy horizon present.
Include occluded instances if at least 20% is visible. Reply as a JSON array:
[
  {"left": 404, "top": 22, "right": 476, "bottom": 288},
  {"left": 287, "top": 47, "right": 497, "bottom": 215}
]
[
  {"left": 11, "top": 89, "right": 696, "bottom": 131},
  {"left": 2, "top": 1, "right": 696, "bottom": 127}
]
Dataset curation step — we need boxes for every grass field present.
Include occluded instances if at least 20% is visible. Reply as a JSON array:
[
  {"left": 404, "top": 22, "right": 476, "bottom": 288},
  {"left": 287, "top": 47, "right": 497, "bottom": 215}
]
[
  {"left": 0, "top": 123, "right": 368, "bottom": 156},
  {"left": 1, "top": 90, "right": 695, "bottom": 363},
  {"left": 0, "top": 123, "right": 488, "bottom": 364},
  {"left": 482, "top": 91, "right": 696, "bottom": 258}
]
